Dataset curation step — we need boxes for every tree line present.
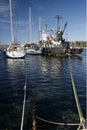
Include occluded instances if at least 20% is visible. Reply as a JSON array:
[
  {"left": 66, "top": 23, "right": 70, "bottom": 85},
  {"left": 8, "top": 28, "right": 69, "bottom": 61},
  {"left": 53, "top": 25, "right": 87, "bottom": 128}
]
[{"left": 68, "top": 41, "right": 87, "bottom": 48}]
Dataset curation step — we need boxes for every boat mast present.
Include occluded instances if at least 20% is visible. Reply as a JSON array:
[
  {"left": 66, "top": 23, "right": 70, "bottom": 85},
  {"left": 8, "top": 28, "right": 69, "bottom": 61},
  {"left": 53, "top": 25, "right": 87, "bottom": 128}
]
[
  {"left": 29, "top": 7, "right": 32, "bottom": 44},
  {"left": 38, "top": 17, "right": 42, "bottom": 41},
  {"left": 9, "top": 0, "right": 14, "bottom": 43},
  {"left": 55, "top": 15, "right": 62, "bottom": 30}
]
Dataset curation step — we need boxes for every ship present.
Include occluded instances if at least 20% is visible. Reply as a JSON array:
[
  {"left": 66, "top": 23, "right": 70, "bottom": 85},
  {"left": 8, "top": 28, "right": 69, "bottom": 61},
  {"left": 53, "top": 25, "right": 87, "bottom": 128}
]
[{"left": 38, "top": 15, "right": 83, "bottom": 56}]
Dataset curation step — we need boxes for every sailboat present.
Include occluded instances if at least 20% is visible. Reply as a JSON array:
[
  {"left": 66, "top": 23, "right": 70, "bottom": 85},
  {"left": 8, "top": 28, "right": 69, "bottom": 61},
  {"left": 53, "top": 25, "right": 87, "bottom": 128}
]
[
  {"left": 26, "top": 43, "right": 42, "bottom": 54},
  {"left": 26, "top": 7, "right": 42, "bottom": 55},
  {"left": 6, "top": 0, "right": 26, "bottom": 58}
]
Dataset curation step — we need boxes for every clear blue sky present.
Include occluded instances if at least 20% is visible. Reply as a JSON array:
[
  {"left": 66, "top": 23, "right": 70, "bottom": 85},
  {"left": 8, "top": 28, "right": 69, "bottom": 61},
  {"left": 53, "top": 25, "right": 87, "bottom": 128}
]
[{"left": 0, "top": 0, "right": 86, "bottom": 44}]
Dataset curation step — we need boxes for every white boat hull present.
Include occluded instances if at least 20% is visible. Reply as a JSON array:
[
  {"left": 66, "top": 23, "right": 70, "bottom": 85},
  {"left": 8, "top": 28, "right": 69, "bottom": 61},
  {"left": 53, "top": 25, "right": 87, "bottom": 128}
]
[
  {"left": 27, "top": 48, "right": 42, "bottom": 55},
  {"left": 6, "top": 50, "right": 26, "bottom": 58}
]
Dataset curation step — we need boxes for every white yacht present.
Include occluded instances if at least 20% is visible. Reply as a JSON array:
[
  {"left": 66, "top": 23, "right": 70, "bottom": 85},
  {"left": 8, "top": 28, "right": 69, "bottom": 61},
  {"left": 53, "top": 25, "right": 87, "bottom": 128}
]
[
  {"left": 6, "top": 43, "right": 26, "bottom": 58},
  {"left": 6, "top": 0, "right": 26, "bottom": 58}
]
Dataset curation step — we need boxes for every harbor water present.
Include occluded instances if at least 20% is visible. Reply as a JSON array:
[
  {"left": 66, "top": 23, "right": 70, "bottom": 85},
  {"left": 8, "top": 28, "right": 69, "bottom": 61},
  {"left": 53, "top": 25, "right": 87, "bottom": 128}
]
[{"left": 0, "top": 49, "right": 86, "bottom": 130}]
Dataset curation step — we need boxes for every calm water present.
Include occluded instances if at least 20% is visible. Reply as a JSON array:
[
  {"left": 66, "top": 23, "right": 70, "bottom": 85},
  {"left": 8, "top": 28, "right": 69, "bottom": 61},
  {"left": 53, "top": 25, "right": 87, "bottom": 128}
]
[{"left": 0, "top": 49, "right": 86, "bottom": 130}]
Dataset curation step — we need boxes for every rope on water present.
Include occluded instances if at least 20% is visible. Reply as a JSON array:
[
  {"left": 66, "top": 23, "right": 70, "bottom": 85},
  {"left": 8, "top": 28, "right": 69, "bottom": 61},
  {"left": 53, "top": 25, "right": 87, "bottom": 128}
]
[
  {"left": 32, "top": 87, "right": 37, "bottom": 130},
  {"left": 19, "top": 53, "right": 87, "bottom": 130},
  {"left": 20, "top": 83, "right": 27, "bottom": 130},
  {"left": 68, "top": 54, "right": 87, "bottom": 130},
  {"left": 20, "top": 59, "right": 27, "bottom": 130},
  {"left": 35, "top": 115, "right": 80, "bottom": 126},
  {"left": 33, "top": 54, "right": 87, "bottom": 129},
  {"left": 32, "top": 116, "right": 37, "bottom": 130}
]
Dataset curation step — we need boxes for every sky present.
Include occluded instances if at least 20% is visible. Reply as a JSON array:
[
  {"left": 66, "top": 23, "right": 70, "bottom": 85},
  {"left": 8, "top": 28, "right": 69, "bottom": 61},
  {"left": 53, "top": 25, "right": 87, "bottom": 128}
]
[{"left": 0, "top": 0, "right": 86, "bottom": 44}]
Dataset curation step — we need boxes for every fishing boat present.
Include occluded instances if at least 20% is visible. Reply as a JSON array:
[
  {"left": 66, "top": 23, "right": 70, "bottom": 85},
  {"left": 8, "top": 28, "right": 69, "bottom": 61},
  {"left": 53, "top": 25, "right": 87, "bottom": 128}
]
[
  {"left": 38, "top": 15, "right": 83, "bottom": 56},
  {"left": 6, "top": 0, "right": 26, "bottom": 58},
  {"left": 26, "top": 7, "right": 42, "bottom": 55}
]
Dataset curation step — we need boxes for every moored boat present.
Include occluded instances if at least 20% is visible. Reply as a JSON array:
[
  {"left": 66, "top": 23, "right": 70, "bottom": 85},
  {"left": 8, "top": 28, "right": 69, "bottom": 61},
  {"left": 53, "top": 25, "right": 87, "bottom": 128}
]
[
  {"left": 38, "top": 15, "right": 83, "bottom": 56},
  {"left": 6, "top": 42, "right": 26, "bottom": 58},
  {"left": 25, "top": 7, "right": 42, "bottom": 55},
  {"left": 6, "top": 0, "right": 26, "bottom": 58},
  {"left": 27, "top": 48, "right": 42, "bottom": 55},
  {"left": 25, "top": 43, "right": 42, "bottom": 55}
]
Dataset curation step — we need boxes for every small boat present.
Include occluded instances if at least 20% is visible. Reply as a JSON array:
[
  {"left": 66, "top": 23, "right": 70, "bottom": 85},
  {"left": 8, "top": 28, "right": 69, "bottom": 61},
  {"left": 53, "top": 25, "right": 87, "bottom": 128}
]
[
  {"left": 6, "top": 42, "right": 26, "bottom": 58},
  {"left": 26, "top": 43, "right": 42, "bottom": 55},
  {"left": 27, "top": 48, "right": 42, "bottom": 55},
  {"left": 6, "top": 0, "right": 26, "bottom": 58},
  {"left": 27, "top": 49, "right": 42, "bottom": 55},
  {"left": 26, "top": 7, "right": 42, "bottom": 55}
]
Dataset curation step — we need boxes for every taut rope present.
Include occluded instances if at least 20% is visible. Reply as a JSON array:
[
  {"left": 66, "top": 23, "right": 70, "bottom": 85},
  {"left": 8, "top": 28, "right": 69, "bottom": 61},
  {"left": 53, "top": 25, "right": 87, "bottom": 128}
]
[
  {"left": 20, "top": 83, "right": 27, "bottom": 130},
  {"left": 68, "top": 54, "right": 86, "bottom": 130},
  {"left": 20, "top": 58, "right": 27, "bottom": 130}
]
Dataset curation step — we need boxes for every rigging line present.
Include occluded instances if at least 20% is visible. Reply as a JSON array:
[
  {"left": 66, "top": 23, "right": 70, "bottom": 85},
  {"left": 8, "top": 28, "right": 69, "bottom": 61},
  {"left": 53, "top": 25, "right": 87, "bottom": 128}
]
[
  {"left": 68, "top": 54, "right": 86, "bottom": 129},
  {"left": 35, "top": 115, "right": 80, "bottom": 126},
  {"left": 20, "top": 58, "right": 27, "bottom": 130}
]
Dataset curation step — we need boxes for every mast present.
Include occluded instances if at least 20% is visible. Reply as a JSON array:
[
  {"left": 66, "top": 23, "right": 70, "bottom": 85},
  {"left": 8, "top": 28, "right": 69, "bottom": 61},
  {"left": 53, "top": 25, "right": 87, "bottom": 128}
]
[
  {"left": 55, "top": 15, "right": 62, "bottom": 30},
  {"left": 29, "top": 7, "right": 32, "bottom": 44},
  {"left": 38, "top": 17, "right": 42, "bottom": 41},
  {"left": 9, "top": 0, "right": 14, "bottom": 43}
]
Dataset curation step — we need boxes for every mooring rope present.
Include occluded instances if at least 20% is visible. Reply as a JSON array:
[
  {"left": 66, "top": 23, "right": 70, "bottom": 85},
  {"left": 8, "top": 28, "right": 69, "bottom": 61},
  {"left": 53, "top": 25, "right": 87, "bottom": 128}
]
[
  {"left": 32, "top": 54, "right": 87, "bottom": 130},
  {"left": 20, "top": 59, "right": 27, "bottom": 130},
  {"left": 32, "top": 87, "right": 37, "bottom": 130},
  {"left": 68, "top": 54, "right": 86, "bottom": 130},
  {"left": 20, "top": 83, "right": 27, "bottom": 130},
  {"left": 35, "top": 115, "right": 80, "bottom": 126},
  {"left": 20, "top": 53, "right": 87, "bottom": 130}
]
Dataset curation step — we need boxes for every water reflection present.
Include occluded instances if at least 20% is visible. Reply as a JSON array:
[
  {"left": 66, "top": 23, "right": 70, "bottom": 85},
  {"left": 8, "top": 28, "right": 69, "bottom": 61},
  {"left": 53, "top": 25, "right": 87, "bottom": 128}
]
[
  {"left": 0, "top": 51, "right": 86, "bottom": 130},
  {"left": 6, "top": 58, "right": 25, "bottom": 73},
  {"left": 41, "top": 57, "right": 62, "bottom": 77}
]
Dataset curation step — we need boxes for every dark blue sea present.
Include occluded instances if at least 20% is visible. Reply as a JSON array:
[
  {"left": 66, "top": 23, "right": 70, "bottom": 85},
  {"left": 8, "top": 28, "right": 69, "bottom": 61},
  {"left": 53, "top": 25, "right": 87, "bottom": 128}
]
[{"left": 0, "top": 49, "right": 86, "bottom": 130}]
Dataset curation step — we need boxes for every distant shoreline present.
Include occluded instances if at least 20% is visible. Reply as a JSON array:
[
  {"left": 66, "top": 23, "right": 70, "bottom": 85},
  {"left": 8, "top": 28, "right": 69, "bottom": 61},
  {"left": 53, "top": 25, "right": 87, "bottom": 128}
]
[{"left": 0, "top": 41, "right": 87, "bottom": 49}]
